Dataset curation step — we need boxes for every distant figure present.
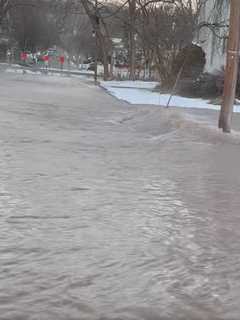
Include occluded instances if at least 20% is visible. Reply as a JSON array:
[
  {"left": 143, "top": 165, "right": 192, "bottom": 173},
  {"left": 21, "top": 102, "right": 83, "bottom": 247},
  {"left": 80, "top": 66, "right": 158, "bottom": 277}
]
[
  {"left": 20, "top": 52, "right": 27, "bottom": 74},
  {"left": 59, "top": 55, "right": 65, "bottom": 70},
  {"left": 67, "top": 56, "right": 71, "bottom": 70},
  {"left": 6, "top": 49, "right": 11, "bottom": 64},
  {"left": 32, "top": 53, "right": 37, "bottom": 64},
  {"left": 20, "top": 52, "right": 27, "bottom": 64},
  {"left": 43, "top": 55, "right": 49, "bottom": 70}
]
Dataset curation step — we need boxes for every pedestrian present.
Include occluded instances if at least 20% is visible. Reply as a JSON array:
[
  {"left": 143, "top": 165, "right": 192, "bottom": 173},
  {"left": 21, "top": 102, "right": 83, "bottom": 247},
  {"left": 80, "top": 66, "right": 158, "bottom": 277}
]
[
  {"left": 6, "top": 49, "right": 11, "bottom": 64},
  {"left": 20, "top": 52, "right": 27, "bottom": 64},
  {"left": 59, "top": 55, "right": 64, "bottom": 70},
  {"left": 20, "top": 52, "right": 27, "bottom": 74},
  {"left": 43, "top": 54, "right": 49, "bottom": 70},
  {"left": 33, "top": 53, "right": 37, "bottom": 64}
]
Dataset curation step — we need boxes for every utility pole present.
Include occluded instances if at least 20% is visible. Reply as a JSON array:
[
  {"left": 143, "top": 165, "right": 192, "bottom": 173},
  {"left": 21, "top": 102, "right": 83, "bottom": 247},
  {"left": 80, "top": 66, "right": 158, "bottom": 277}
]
[
  {"left": 129, "top": 0, "right": 136, "bottom": 80},
  {"left": 93, "top": 0, "right": 98, "bottom": 84},
  {"left": 219, "top": 0, "right": 240, "bottom": 133}
]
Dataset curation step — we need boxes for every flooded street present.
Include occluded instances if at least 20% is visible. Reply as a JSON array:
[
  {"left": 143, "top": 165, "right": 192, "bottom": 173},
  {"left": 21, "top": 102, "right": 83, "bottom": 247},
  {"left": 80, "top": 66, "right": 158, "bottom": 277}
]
[{"left": 0, "top": 73, "right": 240, "bottom": 320}]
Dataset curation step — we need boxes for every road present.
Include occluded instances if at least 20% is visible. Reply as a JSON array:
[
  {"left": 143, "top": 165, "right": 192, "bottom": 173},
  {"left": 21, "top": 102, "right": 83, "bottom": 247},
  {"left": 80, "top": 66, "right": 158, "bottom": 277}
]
[{"left": 0, "top": 72, "right": 240, "bottom": 320}]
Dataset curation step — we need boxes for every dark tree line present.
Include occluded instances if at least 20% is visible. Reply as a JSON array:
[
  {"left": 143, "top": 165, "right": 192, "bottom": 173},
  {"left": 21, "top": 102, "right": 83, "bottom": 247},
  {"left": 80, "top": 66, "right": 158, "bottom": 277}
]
[{"left": 0, "top": 0, "right": 211, "bottom": 83}]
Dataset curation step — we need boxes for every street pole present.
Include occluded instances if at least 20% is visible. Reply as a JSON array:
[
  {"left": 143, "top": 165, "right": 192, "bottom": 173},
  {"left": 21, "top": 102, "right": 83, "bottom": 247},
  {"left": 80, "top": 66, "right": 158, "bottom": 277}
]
[
  {"left": 94, "top": 0, "right": 98, "bottom": 85},
  {"left": 129, "top": 0, "right": 136, "bottom": 80},
  {"left": 219, "top": 0, "right": 240, "bottom": 133}
]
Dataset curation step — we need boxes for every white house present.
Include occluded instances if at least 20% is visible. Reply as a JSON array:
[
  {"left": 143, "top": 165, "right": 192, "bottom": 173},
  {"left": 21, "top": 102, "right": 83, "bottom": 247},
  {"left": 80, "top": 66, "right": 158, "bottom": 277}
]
[{"left": 197, "top": 0, "right": 229, "bottom": 73}]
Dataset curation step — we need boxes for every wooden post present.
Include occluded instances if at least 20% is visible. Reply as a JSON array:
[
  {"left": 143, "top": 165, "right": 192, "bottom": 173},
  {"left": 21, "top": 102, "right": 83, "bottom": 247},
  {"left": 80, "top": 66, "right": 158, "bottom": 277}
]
[
  {"left": 129, "top": 0, "right": 136, "bottom": 80},
  {"left": 94, "top": 0, "right": 98, "bottom": 84},
  {"left": 219, "top": 0, "right": 240, "bottom": 133}
]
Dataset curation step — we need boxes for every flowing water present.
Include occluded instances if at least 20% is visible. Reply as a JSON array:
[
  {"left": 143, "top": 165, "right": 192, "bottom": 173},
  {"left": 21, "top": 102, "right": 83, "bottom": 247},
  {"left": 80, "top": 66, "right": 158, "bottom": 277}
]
[{"left": 0, "top": 73, "right": 240, "bottom": 320}]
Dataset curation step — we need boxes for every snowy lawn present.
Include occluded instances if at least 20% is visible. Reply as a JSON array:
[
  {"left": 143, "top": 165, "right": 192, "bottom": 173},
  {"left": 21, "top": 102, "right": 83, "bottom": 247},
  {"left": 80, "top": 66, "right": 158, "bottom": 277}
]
[
  {"left": 5, "top": 67, "right": 42, "bottom": 75},
  {"left": 4, "top": 66, "right": 92, "bottom": 81},
  {"left": 101, "top": 80, "right": 158, "bottom": 90},
  {"left": 101, "top": 80, "right": 240, "bottom": 113}
]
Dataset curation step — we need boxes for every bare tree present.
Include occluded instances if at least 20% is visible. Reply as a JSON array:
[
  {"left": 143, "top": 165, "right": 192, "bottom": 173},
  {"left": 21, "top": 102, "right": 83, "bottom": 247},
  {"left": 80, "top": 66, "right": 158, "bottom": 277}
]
[
  {"left": 9, "top": 2, "right": 59, "bottom": 51},
  {"left": 80, "top": 0, "right": 113, "bottom": 80},
  {"left": 131, "top": 0, "right": 204, "bottom": 84},
  {"left": 101, "top": 0, "right": 204, "bottom": 81},
  {"left": 61, "top": 13, "right": 94, "bottom": 65},
  {"left": 0, "top": 0, "right": 10, "bottom": 25}
]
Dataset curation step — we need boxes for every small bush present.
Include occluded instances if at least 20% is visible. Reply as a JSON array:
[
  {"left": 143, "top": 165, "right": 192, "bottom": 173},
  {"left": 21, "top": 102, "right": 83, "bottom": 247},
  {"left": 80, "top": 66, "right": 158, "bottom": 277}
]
[
  {"left": 173, "top": 44, "right": 206, "bottom": 79},
  {"left": 177, "top": 72, "right": 223, "bottom": 98}
]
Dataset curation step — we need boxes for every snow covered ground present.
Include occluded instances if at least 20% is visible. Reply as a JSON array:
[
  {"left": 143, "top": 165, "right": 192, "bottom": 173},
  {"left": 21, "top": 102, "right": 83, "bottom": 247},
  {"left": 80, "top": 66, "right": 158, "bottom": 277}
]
[
  {"left": 101, "top": 80, "right": 158, "bottom": 90},
  {"left": 101, "top": 80, "right": 240, "bottom": 113},
  {"left": 0, "top": 63, "right": 95, "bottom": 77},
  {"left": 4, "top": 67, "right": 91, "bottom": 78}
]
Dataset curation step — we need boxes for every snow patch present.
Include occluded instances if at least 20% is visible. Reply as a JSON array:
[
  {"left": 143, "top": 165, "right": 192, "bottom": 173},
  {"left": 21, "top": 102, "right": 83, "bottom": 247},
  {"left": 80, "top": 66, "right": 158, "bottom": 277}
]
[
  {"left": 101, "top": 80, "right": 240, "bottom": 113},
  {"left": 101, "top": 80, "right": 158, "bottom": 90}
]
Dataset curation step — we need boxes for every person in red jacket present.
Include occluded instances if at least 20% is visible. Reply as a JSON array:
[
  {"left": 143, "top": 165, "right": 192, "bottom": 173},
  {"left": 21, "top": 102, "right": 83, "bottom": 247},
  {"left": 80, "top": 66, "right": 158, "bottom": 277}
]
[
  {"left": 59, "top": 55, "right": 65, "bottom": 70},
  {"left": 20, "top": 52, "right": 27, "bottom": 63},
  {"left": 43, "top": 55, "right": 49, "bottom": 69}
]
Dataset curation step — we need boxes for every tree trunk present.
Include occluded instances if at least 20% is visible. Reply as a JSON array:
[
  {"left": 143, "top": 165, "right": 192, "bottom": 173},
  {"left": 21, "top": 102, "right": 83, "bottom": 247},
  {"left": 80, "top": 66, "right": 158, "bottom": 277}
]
[
  {"left": 97, "top": 31, "right": 109, "bottom": 80},
  {"left": 102, "top": 49, "right": 109, "bottom": 80},
  {"left": 81, "top": 0, "right": 111, "bottom": 81},
  {"left": 110, "top": 52, "right": 114, "bottom": 78}
]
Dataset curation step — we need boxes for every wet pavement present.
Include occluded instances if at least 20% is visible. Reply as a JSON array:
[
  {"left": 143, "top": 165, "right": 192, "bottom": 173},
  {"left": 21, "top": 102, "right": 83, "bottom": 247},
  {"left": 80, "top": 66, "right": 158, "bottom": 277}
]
[{"left": 0, "top": 73, "right": 240, "bottom": 320}]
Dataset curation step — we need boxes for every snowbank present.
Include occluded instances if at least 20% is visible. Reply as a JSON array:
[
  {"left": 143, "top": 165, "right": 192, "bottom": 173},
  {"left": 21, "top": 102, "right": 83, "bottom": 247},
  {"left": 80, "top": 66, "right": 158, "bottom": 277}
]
[
  {"left": 101, "top": 80, "right": 158, "bottom": 90},
  {"left": 101, "top": 80, "right": 240, "bottom": 113}
]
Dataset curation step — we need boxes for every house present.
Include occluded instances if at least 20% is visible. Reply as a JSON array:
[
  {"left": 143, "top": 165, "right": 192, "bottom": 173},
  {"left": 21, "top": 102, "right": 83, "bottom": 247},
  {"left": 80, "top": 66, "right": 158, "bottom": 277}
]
[{"left": 197, "top": 0, "right": 229, "bottom": 73}]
